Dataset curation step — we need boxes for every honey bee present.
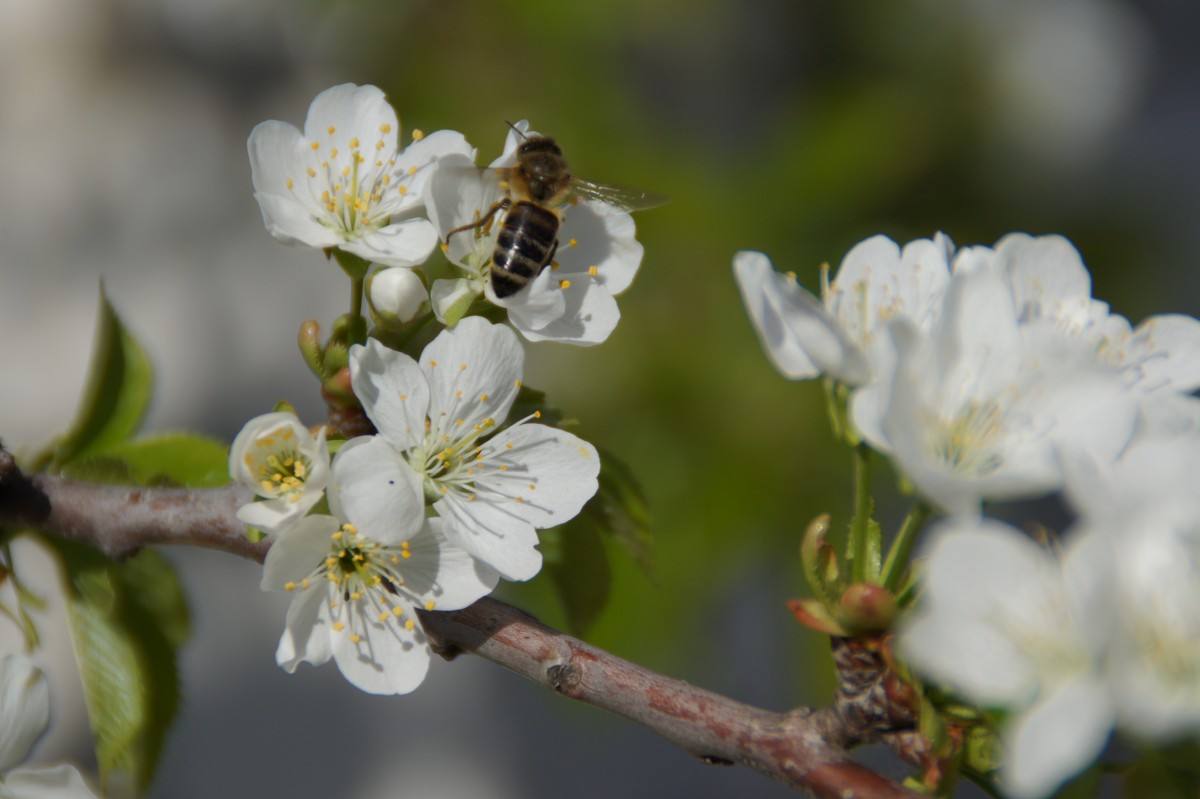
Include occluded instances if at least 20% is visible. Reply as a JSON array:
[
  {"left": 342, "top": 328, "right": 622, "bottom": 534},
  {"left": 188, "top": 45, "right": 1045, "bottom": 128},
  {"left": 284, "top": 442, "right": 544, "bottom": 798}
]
[{"left": 446, "top": 125, "right": 666, "bottom": 298}]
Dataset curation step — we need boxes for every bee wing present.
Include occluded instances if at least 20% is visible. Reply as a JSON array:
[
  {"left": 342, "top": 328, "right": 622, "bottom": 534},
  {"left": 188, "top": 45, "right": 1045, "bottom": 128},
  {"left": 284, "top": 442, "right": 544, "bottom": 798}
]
[{"left": 569, "top": 177, "right": 669, "bottom": 214}]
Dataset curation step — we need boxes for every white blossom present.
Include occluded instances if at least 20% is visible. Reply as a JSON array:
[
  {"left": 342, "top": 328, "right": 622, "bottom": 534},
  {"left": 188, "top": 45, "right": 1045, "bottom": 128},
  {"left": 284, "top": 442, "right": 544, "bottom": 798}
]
[
  {"left": 347, "top": 318, "right": 600, "bottom": 580},
  {"left": 248, "top": 83, "right": 473, "bottom": 267},
  {"left": 262, "top": 451, "right": 497, "bottom": 695},
  {"left": 732, "top": 234, "right": 954, "bottom": 386},
  {"left": 860, "top": 266, "right": 1137, "bottom": 514},
  {"left": 898, "top": 519, "right": 1115, "bottom": 799},
  {"left": 0, "top": 655, "right": 98, "bottom": 799},
  {"left": 425, "top": 121, "right": 644, "bottom": 345},
  {"left": 229, "top": 412, "right": 330, "bottom": 533}
]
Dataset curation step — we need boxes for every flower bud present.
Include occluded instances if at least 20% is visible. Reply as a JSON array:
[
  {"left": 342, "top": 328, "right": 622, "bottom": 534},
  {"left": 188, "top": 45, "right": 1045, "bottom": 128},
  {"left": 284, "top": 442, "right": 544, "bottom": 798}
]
[
  {"left": 368, "top": 267, "right": 428, "bottom": 327},
  {"left": 431, "top": 277, "right": 481, "bottom": 326}
]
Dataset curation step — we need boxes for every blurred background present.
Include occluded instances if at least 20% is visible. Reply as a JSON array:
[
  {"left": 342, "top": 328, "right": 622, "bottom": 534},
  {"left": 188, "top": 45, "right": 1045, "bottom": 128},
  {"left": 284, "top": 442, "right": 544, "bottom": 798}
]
[{"left": 0, "top": 0, "right": 1196, "bottom": 796}]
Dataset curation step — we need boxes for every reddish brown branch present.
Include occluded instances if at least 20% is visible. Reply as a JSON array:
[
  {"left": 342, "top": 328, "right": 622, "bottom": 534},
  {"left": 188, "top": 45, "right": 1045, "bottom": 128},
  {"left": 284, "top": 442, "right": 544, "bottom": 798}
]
[{"left": 0, "top": 455, "right": 920, "bottom": 798}]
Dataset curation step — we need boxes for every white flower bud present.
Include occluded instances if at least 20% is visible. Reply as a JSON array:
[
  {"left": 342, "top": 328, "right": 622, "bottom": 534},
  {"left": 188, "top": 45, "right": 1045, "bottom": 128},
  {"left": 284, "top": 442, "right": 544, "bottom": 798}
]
[{"left": 368, "top": 267, "right": 427, "bottom": 325}]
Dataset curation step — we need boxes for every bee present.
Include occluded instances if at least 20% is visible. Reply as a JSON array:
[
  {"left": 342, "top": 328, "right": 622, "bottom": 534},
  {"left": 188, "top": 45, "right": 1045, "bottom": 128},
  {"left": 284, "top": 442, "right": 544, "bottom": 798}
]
[{"left": 446, "top": 125, "right": 665, "bottom": 298}]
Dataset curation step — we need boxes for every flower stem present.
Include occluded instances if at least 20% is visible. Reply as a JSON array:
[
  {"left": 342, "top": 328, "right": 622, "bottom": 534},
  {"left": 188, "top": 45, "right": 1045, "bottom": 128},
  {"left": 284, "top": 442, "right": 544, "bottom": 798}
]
[
  {"left": 848, "top": 444, "right": 877, "bottom": 584},
  {"left": 881, "top": 501, "right": 931, "bottom": 593}
]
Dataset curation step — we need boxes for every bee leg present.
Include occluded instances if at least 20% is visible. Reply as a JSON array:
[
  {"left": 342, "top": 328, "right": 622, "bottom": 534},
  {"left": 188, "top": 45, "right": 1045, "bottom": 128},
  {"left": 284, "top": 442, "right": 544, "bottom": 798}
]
[{"left": 446, "top": 199, "right": 511, "bottom": 243}]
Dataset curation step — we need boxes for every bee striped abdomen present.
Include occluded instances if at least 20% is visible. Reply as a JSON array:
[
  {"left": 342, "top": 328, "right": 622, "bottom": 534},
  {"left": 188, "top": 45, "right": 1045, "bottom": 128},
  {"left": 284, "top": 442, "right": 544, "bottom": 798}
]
[{"left": 491, "top": 200, "right": 560, "bottom": 298}]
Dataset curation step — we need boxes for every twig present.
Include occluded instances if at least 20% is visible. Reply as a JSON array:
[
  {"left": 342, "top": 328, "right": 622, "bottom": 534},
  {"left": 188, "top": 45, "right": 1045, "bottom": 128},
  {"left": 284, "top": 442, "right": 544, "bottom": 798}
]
[{"left": 0, "top": 455, "right": 921, "bottom": 799}]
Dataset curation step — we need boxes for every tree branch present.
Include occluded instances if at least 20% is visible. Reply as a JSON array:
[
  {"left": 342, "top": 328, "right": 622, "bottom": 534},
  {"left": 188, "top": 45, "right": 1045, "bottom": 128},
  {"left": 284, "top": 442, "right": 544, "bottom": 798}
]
[{"left": 0, "top": 455, "right": 922, "bottom": 799}]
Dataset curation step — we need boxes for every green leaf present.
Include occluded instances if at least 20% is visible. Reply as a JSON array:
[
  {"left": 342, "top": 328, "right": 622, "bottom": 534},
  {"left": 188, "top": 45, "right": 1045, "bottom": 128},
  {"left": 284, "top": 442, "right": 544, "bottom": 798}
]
[
  {"left": 49, "top": 538, "right": 187, "bottom": 796},
  {"left": 584, "top": 447, "right": 654, "bottom": 576},
  {"left": 61, "top": 433, "right": 230, "bottom": 488},
  {"left": 542, "top": 523, "right": 611, "bottom": 636},
  {"left": 54, "top": 286, "right": 153, "bottom": 467}
]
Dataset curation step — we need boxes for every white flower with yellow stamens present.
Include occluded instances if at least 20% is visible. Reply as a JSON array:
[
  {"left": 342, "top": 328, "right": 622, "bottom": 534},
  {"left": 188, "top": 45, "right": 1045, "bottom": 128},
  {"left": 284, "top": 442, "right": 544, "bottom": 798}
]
[
  {"left": 263, "top": 450, "right": 497, "bottom": 694},
  {"left": 345, "top": 317, "right": 601, "bottom": 581},
  {"left": 229, "top": 412, "right": 330, "bottom": 533},
  {"left": 248, "top": 83, "right": 473, "bottom": 267}
]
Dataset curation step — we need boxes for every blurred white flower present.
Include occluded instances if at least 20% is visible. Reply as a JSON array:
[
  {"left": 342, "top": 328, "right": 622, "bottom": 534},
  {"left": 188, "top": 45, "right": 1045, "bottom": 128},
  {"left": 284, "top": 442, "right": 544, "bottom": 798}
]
[
  {"left": 862, "top": 266, "right": 1137, "bottom": 514},
  {"left": 346, "top": 319, "right": 600, "bottom": 580},
  {"left": 425, "top": 121, "right": 644, "bottom": 345},
  {"left": 0, "top": 654, "right": 98, "bottom": 798},
  {"left": 733, "top": 235, "right": 953, "bottom": 386},
  {"left": 1064, "top": 435, "right": 1200, "bottom": 741},
  {"left": 899, "top": 519, "right": 1115, "bottom": 799},
  {"left": 229, "top": 412, "right": 330, "bottom": 533},
  {"left": 248, "top": 83, "right": 472, "bottom": 267}
]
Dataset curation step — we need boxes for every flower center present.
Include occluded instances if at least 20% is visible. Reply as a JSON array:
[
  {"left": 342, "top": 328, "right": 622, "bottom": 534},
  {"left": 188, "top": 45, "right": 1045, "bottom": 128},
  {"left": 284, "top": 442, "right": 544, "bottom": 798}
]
[
  {"left": 929, "top": 400, "right": 1005, "bottom": 478},
  {"left": 248, "top": 440, "right": 313, "bottom": 503},
  {"left": 290, "top": 123, "right": 414, "bottom": 241}
]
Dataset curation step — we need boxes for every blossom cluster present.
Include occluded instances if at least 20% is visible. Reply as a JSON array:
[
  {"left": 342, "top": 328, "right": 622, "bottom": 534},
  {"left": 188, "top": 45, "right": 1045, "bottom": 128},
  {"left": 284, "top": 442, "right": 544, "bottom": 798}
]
[
  {"left": 736, "top": 234, "right": 1200, "bottom": 797},
  {"left": 235, "top": 83, "right": 620, "bottom": 694},
  {"left": 248, "top": 83, "right": 647, "bottom": 346}
]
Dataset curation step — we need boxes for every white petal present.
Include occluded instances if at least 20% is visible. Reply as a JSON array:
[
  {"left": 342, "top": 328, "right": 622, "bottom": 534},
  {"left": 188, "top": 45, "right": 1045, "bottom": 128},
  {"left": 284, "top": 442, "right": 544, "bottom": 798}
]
[
  {"left": 0, "top": 655, "right": 49, "bottom": 772},
  {"left": 302, "top": 84, "right": 397, "bottom": 150},
  {"left": 392, "top": 518, "right": 499, "bottom": 610},
  {"left": 275, "top": 583, "right": 333, "bottom": 673},
  {"left": 2, "top": 764, "right": 100, "bottom": 799},
  {"left": 247, "top": 121, "right": 338, "bottom": 247},
  {"left": 508, "top": 274, "right": 619, "bottom": 346},
  {"left": 420, "top": 317, "right": 524, "bottom": 431},
  {"left": 368, "top": 266, "right": 428, "bottom": 325},
  {"left": 345, "top": 218, "right": 439, "bottom": 268},
  {"left": 261, "top": 515, "right": 339, "bottom": 591},
  {"left": 1127, "top": 314, "right": 1200, "bottom": 395},
  {"left": 349, "top": 339, "right": 429, "bottom": 451},
  {"left": 733, "top": 251, "right": 868, "bottom": 384},
  {"left": 330, "top": 437, "right": 425, "bottom": 545},
  {"left": 556, "top": 204, "right": 643, "bottom": 296},
  {"left": 477, "top": 424, "right": 600, "bottom": 528},
  {"left": 426, "top": 153, "right": 499, "bottom": 253},
  {"left": 329, "top": 605, "right": 431, "bottom": 695},
  {"left": 993, "top": 233, "right": 1093, "bottom": 326},
  {"left": 490, "top": 268, "right": 568, "bottom": 330},
  {"left": 1002, "top": 678, "right": 1113, "bottom": 799},
  {"left": 434, "top": 492, "right": 543, "bottom": 582},
  {"left": 394, "top": 129, "right": 476, "bottom": 203}
]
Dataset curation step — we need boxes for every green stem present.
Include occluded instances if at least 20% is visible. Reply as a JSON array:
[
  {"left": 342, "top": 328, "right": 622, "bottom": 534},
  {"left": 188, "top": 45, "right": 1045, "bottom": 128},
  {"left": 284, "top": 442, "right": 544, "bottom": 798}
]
[
  {"left": 881, "top": 501, "right": 932, "bottom": 592},
  {"left": 849, "top": 444, "right": 873, "bottom": 584}
]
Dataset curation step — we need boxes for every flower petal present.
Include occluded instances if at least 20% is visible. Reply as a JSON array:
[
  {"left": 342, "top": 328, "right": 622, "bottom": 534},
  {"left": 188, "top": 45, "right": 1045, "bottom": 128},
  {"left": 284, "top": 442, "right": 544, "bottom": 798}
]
[
  {"left": 1002, "top": 677, "right": 1114, "bottom": 799},
  {"left": 275, "top": 583, "right": 333, "bottom": 674},
  {"left": 0, "top": 655, "right": 49, "bottom": 772},
  {"left": 434, "top": 491, "right": 543, "bottom": 582},
  {"left": 477, "top": 424, "right": 600, "bottom": 528},
  {"left": 349, "top": 339, "right": 429, "bottom": 451},
  {"left": 345, "top": 218, "right": 440, "bottom": 268},
  {"left": 733, "top": 251, "right": 868, "bottom": 383},
  {"left": 507, "top": 274, "right": 619, "bottom": 346},
  {"left": 302, "top": 84, "right": 397, "bottom": 150},
  {"left": 2, "top": 764, "right": 100, "bottom": 799},
  {"left": 329, "top": 604, "right": 431, "bottom": 695},
  {"left": 556, "top": 203, "right": 643, "bottom": 296},
  {"left": 330, "top": 437, "right": 425, "bottom": 545},
  {"left": 393, "top": 519, "right": 499, "bottom": 610},
  {"left": 420, "top": 317, "right": 524, "bottom": 431},
  {"left": 261, "top": 515, "right": 339, "bottom": 591}
]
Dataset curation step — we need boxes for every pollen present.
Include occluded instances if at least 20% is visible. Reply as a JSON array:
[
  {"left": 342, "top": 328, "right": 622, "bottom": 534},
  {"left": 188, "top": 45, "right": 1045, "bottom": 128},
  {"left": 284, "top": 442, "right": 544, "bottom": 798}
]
[
  {"left": 588, "top": 266, "right": 599, "bottom": 277},
  {"left": 375, "top": 139, "right": 385, "bottom": 150},
  {"left": 559, "top": 280, "right": 571, "bottom": 289},
  {"left": 349, "top": 634, "right": 362, "bottom": 644},
  {"left": 349, "top": 137, "right": 360, "bottom": 148},
  {"left": 307, "top": 167, "right": 316, "bottom": 178},
  {"left": 332, "top": 621, "right": 345, "bottom": 632},
  {"left": 515, "top": 497, "right": 525, "bottom": 504},
  {"left": 412, "top": 129, "right": 425, "bottom": 141},
  {"left": 408, "top": 165, "right": 417, "bottom": 177},
  {"left": 424, "top": 600, "right": 436, "bottom": 611},
  {"left": 506, "top": 442, "right": 514, "bottom": 449},
  {"left": 430, "top": 359, "right": 438, "bottom": 367},
  {"left": 456, "top": 390, "right": 463, "bottom": 398},
  {"left": 377, "top": 611, "right": 389, "bottom": 622},
  {"left": 567, "top": 238, "right": 577, "bottom": 247},
  {"left": 399, "top": 185, "right": 408, "bottom": 195},
  {"left": 286, "top": 178, "right": 294, "bottom": 190},
  {"left": 330, "top": 147, "right": 339, "bottom": 159},
  {"left": 393, "top": 606, "right": 404, "bottom": 616},
  {"left": 514, "top": 379, "right": 522, "bottom": 388},
  {"left": 311, "top": 141, "right": 320, "bottom": 151},
  {"left": 284, "top": 581, "right": 297, "bottom": 592},
  {"left": 480, "top": 393, "right": 488, "bottom": 402},
  {"left": 405, "top": 619, "right": 416, "bottom": 631},
  {"left": 534, "top": 410, "right": 542, "bottom": 419},
  {"left": 327, "top": 125, "right": 336, "bottom": 135},
  {"left": 380, "top": 123, "right": 392, "bottom": 133}
]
